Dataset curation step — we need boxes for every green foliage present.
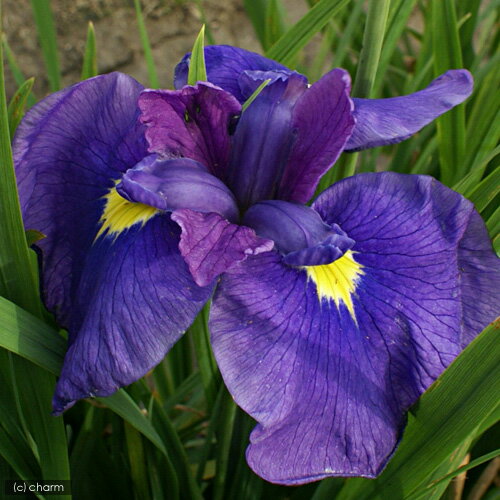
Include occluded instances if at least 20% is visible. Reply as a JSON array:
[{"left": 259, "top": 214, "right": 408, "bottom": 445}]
[
  {"left": 0, "top": 0, "right": 498, "bottom": 498},
  {"left": 188, "top": 25, "right": 208, "bottom": 85},
  {"left": 81, "top": 21, "right": 97, "bottom": 80},
  {"left": 133, "top": 0, "right": 159, "bottom": 88}
]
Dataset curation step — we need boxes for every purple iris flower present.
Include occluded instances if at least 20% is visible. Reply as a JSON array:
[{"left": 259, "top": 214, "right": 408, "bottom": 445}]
[{"left": 14, "top": 45, "right": 499, "bottom": 485}]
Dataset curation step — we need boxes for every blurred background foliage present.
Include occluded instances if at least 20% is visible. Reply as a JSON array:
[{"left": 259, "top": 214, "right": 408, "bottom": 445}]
[{"left": 0, "top": 0, "right": 499, "bottom": 499}]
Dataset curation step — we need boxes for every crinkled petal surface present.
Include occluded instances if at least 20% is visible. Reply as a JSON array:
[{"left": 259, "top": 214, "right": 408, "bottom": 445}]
[
  {"left": 174, "top": 45, "right": 292, "bottom": 102},
  {"left": 53, "top": 216, "right": 213, "bottom": 414},
  {"left": 210, "top": 172, "right": 499, "bottom": 484},
  {"left": 171, "top": 209, "right": 274, "bottom": 287},
  {"left": 345, "top": 70, "right": 473, "bottom": 151},
  {"left": 278, "top": 68, "right": 355, "bottom": 203},
  {"left": 13, "top": 73, "right": 147, "bottom": 327},
  {"left": 138, "top": 83, "right": 241, "bottom": 179}
]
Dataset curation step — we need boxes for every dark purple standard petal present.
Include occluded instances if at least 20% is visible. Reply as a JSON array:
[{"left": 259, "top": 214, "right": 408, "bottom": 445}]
[
  {"left": 210, "top": 172, "right": 499, "bottom": 484},
  {"left": 227, "top": 72, "right": 308, "bottom": 209},
  {"left": 138, "top": 83, "right": 241, "bottom": 180},
  {"left": 171, "top": 209, "right": 274, "bottom": 287},
  {"left": 243, "top": 200, "right": 354, "bottom": 266},
  {"left": 13, "top": 73, "right": 147, "bottom": 328},
  {"left": 174, "top": 45, "right": 292, "bottom": 102},
  {"left": 53, "top": 216, "right": 212, "bottom": 414},
  {"left": 345, "top": 70, "right": 473, "bottom": 151},
  {"left": 117, "top": 155, "right": 239, "bottom": 222},
  {"left": 278, "top": 68, "right": 355, "bottom": 203}
]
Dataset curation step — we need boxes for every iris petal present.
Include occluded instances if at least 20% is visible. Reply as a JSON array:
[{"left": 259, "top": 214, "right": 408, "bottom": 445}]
[
  {"left": 174, "top": 45, "right": 292, "bottom": 102},
  {"left": 228, "top": 72, "right": 307, "bottom": 209},
  {"left": 345, "top": 70, "right": 473, "bottom": 151},
  {"left": 243, "top": 200, "right": 354, "bottom": 266},
  {"left": 53, "top": 216, "right": 212, "bottom": 414},
  {"left": 13, "top": 72, "right": 147, "bottom": 328},
  {"left": 117, "top": 156, "right": 239, "bottom": 222},
  {"left": 278, "top": 68, "right": 355, "bottom": 203},
  {"left": 210, "top": 172, "right": 499, "bottom": 484},
  {"left": 171, "top": 209, "right": 274, "bottom": 287},
  {"left": 138, "top": 83, "right": 241, "bottom": 180}
]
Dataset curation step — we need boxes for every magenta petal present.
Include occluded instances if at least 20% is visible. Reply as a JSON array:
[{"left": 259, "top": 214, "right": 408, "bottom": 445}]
[
  {"left": 171, "top": 209, "right": 274, "bottom": 287},
  {"left": 138, "top": 83, "right": 241, "bottom": 179},
  {"left": 278, "top": 68, "right": 355, "bottom": 203},
  {"left": 345, "top": 70, "right": 473, "bottom": 151}
]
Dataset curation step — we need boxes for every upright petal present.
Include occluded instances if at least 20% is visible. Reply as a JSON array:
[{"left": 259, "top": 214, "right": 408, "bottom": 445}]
[
  {"left": 174, "top": 45, "right": 292, "bottom": 102},
  {"left": 210, "top": 172, "right": 499, "bottom": 484},
  {"left": 278, "top": 68, "right": 355, "bottom": 203},
  {"left": 171, "top": 209, "right": 273, "bottom": 287},
  {"left": 227, "top": 72, "right": 308, "bottom": 209},
  {"left": 345, "top": 70, "right": 473, "bottom": 151},
  {"left": 53, "top": 216, "right": 212, "bottom": 414},
  {"left": 139, "top": 83, "right": 241, "bottom": 180},
  {"left": 13, "top": 73, "right": 147, "bottom": 327}
]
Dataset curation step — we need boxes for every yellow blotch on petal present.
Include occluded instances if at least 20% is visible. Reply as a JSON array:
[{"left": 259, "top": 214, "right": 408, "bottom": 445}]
[
  {"left": 96, "top": 186, "right": 159, "bottom": 240},
  {"left": 304, "top": 250, "right": 364, "bottom": 320}
]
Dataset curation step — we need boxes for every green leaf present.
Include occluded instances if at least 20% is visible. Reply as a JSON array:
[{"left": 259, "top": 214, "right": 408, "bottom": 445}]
[
  {"left": 372, "top": 0, "right": 418, "bottom": 96},
  {"left": 187, "top": 25, "right": 207, "bottom": 85},
  {"left": 0, "top": 296, "right": 65, "bottom": 375},
  {"left": 190, "top": 302, "right": 220, "bottom": 408},
  {"left": 351, "top": 0, "right": 391, "bottom": 98},
  {"left": 243, "top": 0, "right": 268, "bottom": 49},
  {"left": 266, "top": 0, "right": 352, "bottom": 66},
  {"left": 432, "top": 0, "right": 467, "bottom": 185},
  {"left": 124, "top": 422, "right": 150, "bottom": 500},
  {"left": 241, "top": 78, "right": 271, "bottom": 113},
  {"left": 81, "top": 21, "right": 97, "bottom": 80},
  {"left": 334, "top": 321, "right": 500, "bottom": 500},
  {"left": 7, "top": 77, "right": 34, "bottom": 138},
  {"left": 410, "top": 449, "right": 500, "bottom": 500},
  {"left": 30, "top": 0, "right": 60, "bottom": 92},
  {"left": 263, "top": 0, "right": 287, "bottom": 51},
  {"left": 133, "top": 0, "right": 159, "bottom": 88},
  {"left": 465, "top": 165, "right": 500, "bottom": 213},
  {"left": 99, "top": 392, "right": 169, "bottom": 459}
]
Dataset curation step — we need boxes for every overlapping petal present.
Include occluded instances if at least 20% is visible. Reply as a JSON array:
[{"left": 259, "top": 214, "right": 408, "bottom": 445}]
[
  {"left": 117, "top": 156, "right": 239, "bottom": 221},
  {"left": 278, "top": 68, "right": 355, "bottom": 203},
  {"left": 138, "top": 83, "right": 241, "bottom": 179},
  {"left": 210, "top": 172, "right": 499, "bottom": 484},
  {"left": 13, "top": 73, "right": 147, "bottom": 327},
  {"left": 171, "top": 209, "right": 274, "bottom": 287},
  {"left": 227, "top": 72, "right": 307, "bottom": 208},
  {"left": 345, "top": 70, "right": 473, "bottom": 151},
  {"left": 53, "top": 216, "right": 213, "bottom": 414},
  {"left": 174, "top": 45, "right": 291, "bottom": 102}
]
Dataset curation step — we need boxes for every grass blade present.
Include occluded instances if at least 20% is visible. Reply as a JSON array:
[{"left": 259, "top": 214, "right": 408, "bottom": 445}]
[
  {"left": 7, "top": 77, "right": 34, "bottom": 138},
  {"left": 351, "top": 0, "right": 391, "bottom": 98},
  {"left": 432, "top": 0, "right": 467, "bottom": 185},
  {"left": 81, "top": 21, "right": 97, "bottom": 80},
  {"left": 187, "top": 25, "right": 207, "bottom": 85},
  {"left": 29, "top": 0, "right": 60, "bottom": 91},
  {"left": 133, "top": 0, "right": 159, "bottom": 88},
  {"left": 266, "top": 0, "right": 352, "bottom": 66}
]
